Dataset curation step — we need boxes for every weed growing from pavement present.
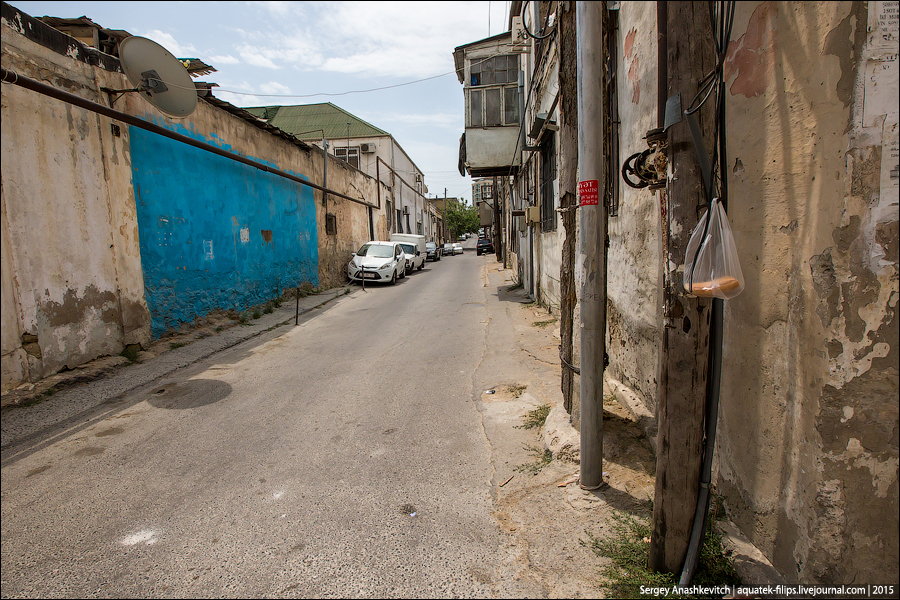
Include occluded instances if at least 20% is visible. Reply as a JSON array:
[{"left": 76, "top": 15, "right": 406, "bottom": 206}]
[
  {"left": 516, "top": 444, "right": 553, "bottom": 475},
  {"left": 506, "top": 280, "right": 524, "bottom": 292},
  {"left": 517, "top": 404, "right": 550, "bottom": 429},
  {"left": 120, "top": 345, "right": 140, "bottom": 363},
  {"left": 169, "top": 342, "right": 187, "bottom": 350},
  {"left": 532, "top": 319, "right": 557, "bottom": 328},
  {"left": 507, "top": 383, "right": 528, "bottom": 398},
  {"left": 585, "top": 510, "right": 740, "bottom": 599}
]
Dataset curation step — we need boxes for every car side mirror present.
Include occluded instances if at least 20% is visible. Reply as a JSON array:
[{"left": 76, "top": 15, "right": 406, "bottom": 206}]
[{"left": 416, "top": 250, "right": 421, "bottom": 256}]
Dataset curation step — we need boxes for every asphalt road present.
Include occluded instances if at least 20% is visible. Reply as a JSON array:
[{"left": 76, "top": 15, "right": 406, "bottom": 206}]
[{"left": 1, "top": 241, "right": 547, "bottom": 598}]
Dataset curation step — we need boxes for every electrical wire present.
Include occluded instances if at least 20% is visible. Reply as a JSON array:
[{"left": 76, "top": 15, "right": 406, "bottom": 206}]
[
  {"left": 132, "top": 51, "right": 515, "bottom": 100},
  {"left": 521, "top": 1, "right": 556, "bottom": 40}
]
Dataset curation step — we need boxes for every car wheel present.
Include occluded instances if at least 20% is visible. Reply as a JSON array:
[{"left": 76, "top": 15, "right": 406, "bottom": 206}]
[
  {"left": 390, "top": 269, "right": 397, "bottom": 285},
  {"left": 418, "top": 261, "right": 424, "bottom": 271}
]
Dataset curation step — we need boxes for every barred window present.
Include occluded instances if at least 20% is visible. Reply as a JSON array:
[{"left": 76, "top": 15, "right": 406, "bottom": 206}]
[{"left": 540, "top": 133, "right": 556, "bottom": 231}]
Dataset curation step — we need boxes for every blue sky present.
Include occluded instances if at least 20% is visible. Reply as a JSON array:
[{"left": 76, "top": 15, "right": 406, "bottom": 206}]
[{"left": 9, "top": 1, "right": 513, "bottom": 203}]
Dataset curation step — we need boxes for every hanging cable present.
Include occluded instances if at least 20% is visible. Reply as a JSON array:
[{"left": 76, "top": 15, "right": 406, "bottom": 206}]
[
  {"left": 679, "top": 0, "right": 735, "bottom": 588},
  {"left": 521, "top": 1, "right": 556, "bottom": 40}
]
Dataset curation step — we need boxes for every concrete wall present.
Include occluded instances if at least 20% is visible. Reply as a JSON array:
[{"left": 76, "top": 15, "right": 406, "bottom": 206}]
[
  {"left": 712, "top": 1, "right": 898, "bottom": 584},
  {"left": 602, "top": 0, "right": 898, "bottom": 585},
  {"left": 129, "top": 122, "right": 319, "bottom": 338},
  {"left": 1, "top": 19, "right": 150, "bottom": 389},
  {"left": 605, "top": 5, "right": 663, "bottom": 415},
  {"left": 481, "top": 0, "right": 896, "bottom": 585},
  {"left": 1, "top": 4, "right": 386, "bottom": 390}
]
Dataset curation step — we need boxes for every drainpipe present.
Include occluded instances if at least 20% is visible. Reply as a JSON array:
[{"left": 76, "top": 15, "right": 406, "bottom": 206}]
[
  {"left": 575, "top": 1, "right": 606, "bottom": 490},
  {"left": 322, "top": 137, "right": 329, "bottom": 206}
]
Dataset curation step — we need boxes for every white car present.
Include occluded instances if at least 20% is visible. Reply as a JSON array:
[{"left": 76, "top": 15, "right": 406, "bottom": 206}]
[
  {"left": 452, "top": 242, "right": 464, "bottom": 255},
  {"left": 348, "top": 241, "right": 406, "bottom": 285}
]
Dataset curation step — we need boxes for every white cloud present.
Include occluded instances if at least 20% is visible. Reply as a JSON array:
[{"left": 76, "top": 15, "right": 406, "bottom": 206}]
[
  {"left": 142, "top": 30, "right": 197, "bottom": 57},
  {"left": 229, "top": 1, "right": 504, "bottom": 78},
  {"left": 259, "top": 81, "right": 292, "bottom": 95},
  {"left": 373, "top": 111, "right": 462, "bottom": 130},
  {"left": 208, "top": 55, "right": 241, "bottom": 65}
]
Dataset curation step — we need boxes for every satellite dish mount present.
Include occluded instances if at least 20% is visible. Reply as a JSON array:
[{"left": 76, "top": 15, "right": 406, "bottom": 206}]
[{"left": 103, "top": 36, "right": 197, "bottom": 118}]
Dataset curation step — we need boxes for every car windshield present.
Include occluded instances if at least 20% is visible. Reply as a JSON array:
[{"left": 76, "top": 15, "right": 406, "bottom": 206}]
[
  {"left": 426, "top": 243, "right": 436, "bottom": 250},
  {"left": 399, "top": 244, "right": 416, "bottom": 254},
  {"left": 357, "top": 244, "right": 394, "bottom": 258}
]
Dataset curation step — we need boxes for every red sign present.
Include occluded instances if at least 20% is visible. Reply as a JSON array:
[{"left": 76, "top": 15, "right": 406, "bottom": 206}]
[{"left": 579, "top": 180, "right": 599, "bottom": 206}]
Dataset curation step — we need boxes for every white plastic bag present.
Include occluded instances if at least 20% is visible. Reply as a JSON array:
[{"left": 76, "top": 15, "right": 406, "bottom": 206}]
[{"left": 683, "top": 198, "right": 744, "bottom": 300}]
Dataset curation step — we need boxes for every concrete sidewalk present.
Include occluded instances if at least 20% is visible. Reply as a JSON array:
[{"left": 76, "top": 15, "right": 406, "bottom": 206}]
[{"left": 1, "top": 285, "right": 353, "bottom": 453}]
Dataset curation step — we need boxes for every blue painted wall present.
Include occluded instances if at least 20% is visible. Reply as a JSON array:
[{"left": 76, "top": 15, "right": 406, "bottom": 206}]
[{"left": 130, "top": 124, "right": 318, "bottom": 338}]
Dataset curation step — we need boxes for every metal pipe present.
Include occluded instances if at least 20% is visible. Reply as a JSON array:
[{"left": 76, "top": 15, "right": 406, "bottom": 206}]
[
  {"left": 1, "top": 67, "right": 376, "bottom": 209},
  {"left": 575, "top": 0, "right": 606, "bottom": 490}
]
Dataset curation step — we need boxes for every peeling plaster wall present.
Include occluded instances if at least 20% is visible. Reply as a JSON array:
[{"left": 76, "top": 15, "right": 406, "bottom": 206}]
[
  {"left": 531, "top": 39, "right": 565, "bottom": 313},
  {"left": 1, "top": 4, "right": 387, "bottom": 389},
  {"left": 128, "top": 113, "right": 319, "bottom": 338},
  {"left": 714, "top": 1, "right": 898, "bottom": 584},
  {"left": 1, "top": 22, "right": 149, "bottom": 389},
  {"left": 603, "top": 0, "right": 897, "bottom": 584},
  {"left": 606, "top": 5, "right": 663, "bottom": 415}
]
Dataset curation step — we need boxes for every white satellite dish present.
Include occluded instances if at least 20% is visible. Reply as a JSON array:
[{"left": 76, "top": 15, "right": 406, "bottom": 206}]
[{"left": 118, "top": 36, "right": 198, "bottom": 118}]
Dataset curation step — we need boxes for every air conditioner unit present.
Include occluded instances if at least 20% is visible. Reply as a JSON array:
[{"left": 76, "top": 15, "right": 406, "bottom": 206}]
[
  {"left": 360, "top": 143, "right": 376, "bottom": 153},
  {"left": 525, "top": 206, "right": 540, "bottom": 224},
  {"left": 510, "top": 16, "right": 529, "bottom": 50}
]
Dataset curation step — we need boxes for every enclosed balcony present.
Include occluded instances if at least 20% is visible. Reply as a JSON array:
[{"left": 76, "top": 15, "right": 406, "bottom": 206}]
[{"left": 453, "top": 32, "right": 522, "bottom": 178}]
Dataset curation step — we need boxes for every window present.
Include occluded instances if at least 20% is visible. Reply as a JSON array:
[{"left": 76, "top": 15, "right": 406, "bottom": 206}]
[
  {"left": 335, "top": 146, "right": 359, "bottom": 169},
  {"left": 325, "top": 213, "right": 337, "bottom": 235},
  {"left": 470, "top": 90, "right": 483, "bottom": 127},
  {"left": 540, "top": 133, "right": 556, "bottom": 231},
  {"left": 470, "top": 55, "right": 518, "bottom": 86},
  {"left": 466, "top": 54, "right": 519, "bottom": 128}
]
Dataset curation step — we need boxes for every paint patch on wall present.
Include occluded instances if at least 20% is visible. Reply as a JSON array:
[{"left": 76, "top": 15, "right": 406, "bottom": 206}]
[
  {"left": 624, "top": 27, "right": 641, "bottom": 104},
  {"left": 725, "top": 1, "right": 778, "bottom": 98}
]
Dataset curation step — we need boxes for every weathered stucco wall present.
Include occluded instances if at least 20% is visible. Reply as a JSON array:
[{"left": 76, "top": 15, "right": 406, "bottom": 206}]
[
  {"left": 125, "top": 110, "right": 321, "bottom": 337},
  {"left": 606, "top": 4, "right": 663, "bottom": 416},
  {"left": 1, "top": 20, "right": 150, "bottom": 389},
  {"left": 714, "top": 1, "right": 898, "bottom": 584},
  {"left": 1, "top": 4, "right": 388, "bottom": 389},
  {"left": 601, "top": 0, "right": 897, "bottom": 585}
]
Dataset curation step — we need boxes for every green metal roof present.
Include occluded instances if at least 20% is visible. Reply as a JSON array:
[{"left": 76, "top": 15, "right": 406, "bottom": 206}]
[{"left": 242, "top": 103, "right": 389, "bottom": 140}]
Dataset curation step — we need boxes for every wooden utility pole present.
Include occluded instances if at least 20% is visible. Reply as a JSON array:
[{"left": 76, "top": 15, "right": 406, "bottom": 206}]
[
  {"left": 558, "top": 1, "right": 579, "bottom": 417},
  {"left": 649, "top": 1, "right": 715, "bottom": 574}
]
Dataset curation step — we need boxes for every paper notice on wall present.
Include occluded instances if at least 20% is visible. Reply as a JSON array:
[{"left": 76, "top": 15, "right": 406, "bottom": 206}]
[
  {"left": 864, "top": 52, "right": 899, "bottom": 127},
  {"left": 868, "top": 0, "right": 899, "bottom": 50}
]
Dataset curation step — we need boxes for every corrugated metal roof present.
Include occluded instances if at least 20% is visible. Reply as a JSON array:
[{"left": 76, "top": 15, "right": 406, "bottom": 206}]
[{"left": 243, "top": 103, "right": 389, "bottom": 140}]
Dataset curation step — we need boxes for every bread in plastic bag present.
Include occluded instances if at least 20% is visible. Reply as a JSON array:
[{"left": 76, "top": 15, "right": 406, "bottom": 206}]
[{"left": 683, "top": 198, "right": 744, "bottom": 300}]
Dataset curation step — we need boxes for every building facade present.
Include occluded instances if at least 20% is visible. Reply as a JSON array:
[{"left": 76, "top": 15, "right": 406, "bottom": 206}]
[{"left": 455, "top": 0, "right": 899, "bottom": 586}]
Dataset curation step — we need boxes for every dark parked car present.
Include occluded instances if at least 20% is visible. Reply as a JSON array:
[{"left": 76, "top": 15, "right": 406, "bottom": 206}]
[
  {"left": 426, "top": 241, "right": 441, "bottom": 261},
  {"left": 476, "top": 237, "right": 494, "bottom": 256}
]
